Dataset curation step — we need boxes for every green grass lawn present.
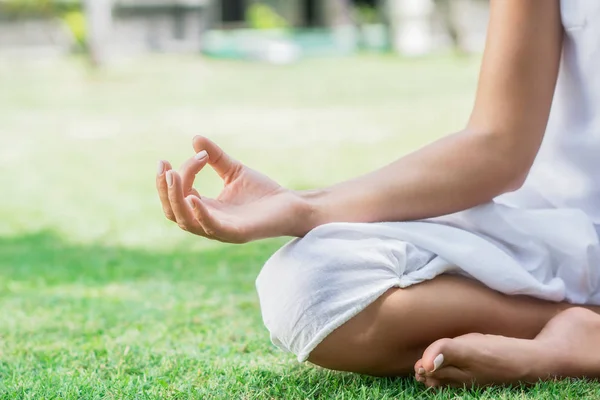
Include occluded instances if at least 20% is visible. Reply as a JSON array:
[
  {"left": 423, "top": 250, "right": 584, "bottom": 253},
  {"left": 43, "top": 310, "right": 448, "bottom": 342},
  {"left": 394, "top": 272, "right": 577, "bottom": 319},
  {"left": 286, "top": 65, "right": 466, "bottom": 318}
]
[{"left": 1, "top": 54, "right": 598, "bottom": 399}]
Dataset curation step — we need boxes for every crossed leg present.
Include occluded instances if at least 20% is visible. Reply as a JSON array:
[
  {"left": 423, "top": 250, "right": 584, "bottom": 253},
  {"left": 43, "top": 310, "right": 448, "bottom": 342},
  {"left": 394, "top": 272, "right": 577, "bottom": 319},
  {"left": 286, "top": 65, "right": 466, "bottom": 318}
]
[
  {"left": 307, "top": 274, "right": 600, "bottom": 386},
  {"left": 415, "top": 307, "right": 600, "bottom": 387}
]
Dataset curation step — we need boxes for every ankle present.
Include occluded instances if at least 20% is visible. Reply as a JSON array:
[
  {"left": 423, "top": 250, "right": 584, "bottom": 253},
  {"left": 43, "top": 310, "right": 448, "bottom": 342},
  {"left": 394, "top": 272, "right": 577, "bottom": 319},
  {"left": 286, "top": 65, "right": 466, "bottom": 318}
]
[{"left": 525, "top": 340, "right": 569, "bottom": 381}]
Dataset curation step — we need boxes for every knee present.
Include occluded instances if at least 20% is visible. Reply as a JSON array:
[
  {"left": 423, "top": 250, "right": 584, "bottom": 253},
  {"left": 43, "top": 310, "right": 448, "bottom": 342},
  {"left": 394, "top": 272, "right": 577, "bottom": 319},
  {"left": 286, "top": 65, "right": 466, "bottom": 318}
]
[
  {"left": 256, "top": 234, "right": 404, "bottom": 363},
  {"left": 256, "top": 228, "right": 429, "bottom": 374},
  {"left": 551, "top": 306, "right": 600, "bottom": 327}
]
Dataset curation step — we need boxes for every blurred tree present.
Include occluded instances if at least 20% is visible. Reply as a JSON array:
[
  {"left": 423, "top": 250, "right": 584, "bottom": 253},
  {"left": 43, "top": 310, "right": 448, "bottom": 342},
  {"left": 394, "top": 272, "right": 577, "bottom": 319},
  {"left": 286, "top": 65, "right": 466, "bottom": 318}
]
[
  {"left": 83, "top": 0, "right": 112, "bottom": 66},
  {"left": 246, "top": 3, "right": 288, "bottom": 30},
  {"left": 433, "top": 0, "right": 465, "bottom": 53},
  {"left": 332, "top": 0, "right": 352, "bottom": 26},
  {"left": 3, "top": 0, "right": 52, "bottom": 14},
  {"left": 62, "top": 9, "right": 86, "bottom": 47}
]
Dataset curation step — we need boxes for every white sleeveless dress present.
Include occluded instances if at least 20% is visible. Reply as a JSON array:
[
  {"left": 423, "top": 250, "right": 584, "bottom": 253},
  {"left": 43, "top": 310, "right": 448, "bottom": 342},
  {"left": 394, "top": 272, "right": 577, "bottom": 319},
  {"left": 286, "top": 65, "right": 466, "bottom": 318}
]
[{"left": 256, "top": 1, "right": 600, "bottom": 362}]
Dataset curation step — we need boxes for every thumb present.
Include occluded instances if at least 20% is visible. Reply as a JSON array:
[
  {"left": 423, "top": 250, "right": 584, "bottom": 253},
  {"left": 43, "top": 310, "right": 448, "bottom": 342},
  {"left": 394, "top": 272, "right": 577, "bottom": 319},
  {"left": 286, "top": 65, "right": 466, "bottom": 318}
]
[{"left": 192, "top": 135, "right": 241, "bottom": 182}]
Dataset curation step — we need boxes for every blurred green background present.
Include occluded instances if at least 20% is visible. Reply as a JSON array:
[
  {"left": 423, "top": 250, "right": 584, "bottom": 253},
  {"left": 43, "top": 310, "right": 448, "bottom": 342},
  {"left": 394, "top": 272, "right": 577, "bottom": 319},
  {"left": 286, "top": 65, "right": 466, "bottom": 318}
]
[{"left": 3, "top": 0, "right": 600, "bottom": 398}]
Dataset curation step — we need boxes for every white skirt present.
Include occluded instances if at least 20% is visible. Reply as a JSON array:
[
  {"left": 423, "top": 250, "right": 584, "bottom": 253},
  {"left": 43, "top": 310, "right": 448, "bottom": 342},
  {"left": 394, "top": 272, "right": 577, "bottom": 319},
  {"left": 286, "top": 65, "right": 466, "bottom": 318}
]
[{"left": 255, "top": 197, "right": 600, "bottom": 362}]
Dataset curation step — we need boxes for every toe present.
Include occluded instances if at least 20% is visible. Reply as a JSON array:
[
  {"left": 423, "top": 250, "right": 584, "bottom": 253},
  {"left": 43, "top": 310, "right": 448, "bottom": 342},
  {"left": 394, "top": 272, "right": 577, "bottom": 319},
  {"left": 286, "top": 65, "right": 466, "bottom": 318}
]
[
  {"left": 422, "top": 334, "right": 483, "bottom": 373},
  {"left": 427, "top": 365, "right": 473, "bottom": 387},
  {"left": 414, "top": 359, "right": 426, "bottom": 376},
  {"left": 423, "top": 377, "right": 441, "bottom": 388},
  {"left": 420, "top": 334, "right": 491, "bottom": 387},
  {"left": 421, "top": 338, "right": 454, "bottom": 372},
  {"left": 415, "top": 372, "right": 426, "bottom": 383}
]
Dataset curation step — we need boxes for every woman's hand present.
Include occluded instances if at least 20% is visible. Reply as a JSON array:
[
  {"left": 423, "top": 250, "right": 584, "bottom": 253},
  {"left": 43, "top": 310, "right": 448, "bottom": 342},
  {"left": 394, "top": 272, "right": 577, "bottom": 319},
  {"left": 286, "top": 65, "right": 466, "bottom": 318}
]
[{"left": 156, "top": 136, "right": 313, "bottom": 243}]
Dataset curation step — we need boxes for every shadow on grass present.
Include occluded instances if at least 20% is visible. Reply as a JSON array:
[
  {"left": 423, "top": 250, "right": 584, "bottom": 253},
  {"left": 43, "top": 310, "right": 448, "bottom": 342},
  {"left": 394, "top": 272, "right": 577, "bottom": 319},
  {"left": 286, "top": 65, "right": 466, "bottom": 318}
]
[{"left": 0, "top": 230, "right": 283, "bottom": 291}]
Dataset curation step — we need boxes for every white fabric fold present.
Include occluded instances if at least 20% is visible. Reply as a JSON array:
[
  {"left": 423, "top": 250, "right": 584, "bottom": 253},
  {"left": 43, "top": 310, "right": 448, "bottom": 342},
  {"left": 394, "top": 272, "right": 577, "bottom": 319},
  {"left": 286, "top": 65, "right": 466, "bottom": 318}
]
[{"left": 256, "top": 202, "right": 600, "bottom": 362}]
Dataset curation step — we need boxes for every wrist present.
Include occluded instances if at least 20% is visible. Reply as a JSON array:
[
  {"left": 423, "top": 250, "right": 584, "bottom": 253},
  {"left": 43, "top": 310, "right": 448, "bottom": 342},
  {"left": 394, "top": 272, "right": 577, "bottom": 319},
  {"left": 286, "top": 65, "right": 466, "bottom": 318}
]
[{"left": 291, "top": 189, "right": 327, "bottom": 237}]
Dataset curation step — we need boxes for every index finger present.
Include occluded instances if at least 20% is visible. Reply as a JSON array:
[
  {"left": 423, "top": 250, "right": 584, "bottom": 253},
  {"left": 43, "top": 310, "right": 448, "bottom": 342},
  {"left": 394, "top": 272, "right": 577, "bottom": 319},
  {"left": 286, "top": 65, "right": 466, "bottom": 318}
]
[
  {"left": 192, "top": 135, "right": 241, "bottom": 182},
  {"left": 179, "top": 150, "right": 209, "bottom": 196}
]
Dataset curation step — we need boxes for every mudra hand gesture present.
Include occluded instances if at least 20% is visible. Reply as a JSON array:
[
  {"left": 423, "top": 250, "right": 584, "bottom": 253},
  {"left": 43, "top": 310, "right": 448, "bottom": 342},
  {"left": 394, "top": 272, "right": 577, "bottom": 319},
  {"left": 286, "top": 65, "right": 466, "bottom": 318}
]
[{"left": 156, "top": 136, "right": 313, "bottom": 243}]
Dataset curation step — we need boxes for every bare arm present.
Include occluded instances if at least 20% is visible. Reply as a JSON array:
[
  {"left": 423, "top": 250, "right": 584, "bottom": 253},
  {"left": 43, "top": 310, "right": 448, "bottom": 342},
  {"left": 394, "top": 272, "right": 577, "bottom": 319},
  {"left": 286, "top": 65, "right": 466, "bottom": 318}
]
[
  {"left": 158, "top": 0, "right": 564, "bottom": 243},
  {"left": 302, "top": 0, "right": 563, "bottom": 229}
]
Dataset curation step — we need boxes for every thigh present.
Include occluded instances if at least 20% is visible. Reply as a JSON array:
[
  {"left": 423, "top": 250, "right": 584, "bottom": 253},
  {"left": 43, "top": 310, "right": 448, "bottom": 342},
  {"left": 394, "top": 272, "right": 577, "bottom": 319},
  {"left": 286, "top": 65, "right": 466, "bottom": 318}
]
[{"left": 308, "top": 274, "right": 570, "bottom": 376}]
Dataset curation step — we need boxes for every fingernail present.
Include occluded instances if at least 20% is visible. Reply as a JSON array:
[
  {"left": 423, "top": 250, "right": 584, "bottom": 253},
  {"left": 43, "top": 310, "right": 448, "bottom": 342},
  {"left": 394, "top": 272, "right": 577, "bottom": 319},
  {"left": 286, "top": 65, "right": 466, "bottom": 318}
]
[
  {"left": 166, "top": 170, "right": 173, "bottom": 187},
  {"left": 432, "top": 354, "right": 444, "bottom": 372},
  {"left": 417, "top": 368, "right": 425, "bottom": 375},
  {"left": 157, "top": 160, "right": 165, "bottom": 175},
  {"left": 195, "top": 150, "right": 208, "bottom": 161}
]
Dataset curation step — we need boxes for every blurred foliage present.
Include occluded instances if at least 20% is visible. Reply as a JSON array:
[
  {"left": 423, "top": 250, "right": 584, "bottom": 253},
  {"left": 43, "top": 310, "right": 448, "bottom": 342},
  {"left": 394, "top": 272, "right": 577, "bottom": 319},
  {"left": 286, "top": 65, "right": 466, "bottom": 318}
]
[
  {"left": 246, "top": 3, "right": 288, "bottom": 31},
  {"left": 2, "top": 0, "right": 86, "bottom": 47},
  {"left": 3, "top": 0, "right": 52, "bottom": 13},
  {"left": 3, "top": 0, "right": 79, "bottom": 13},
  {"left": 62, "top": 10, "right": 86, "bottom": 46},
  {"left": 353, "top": 5, "right": 381, "bottom": 25}
]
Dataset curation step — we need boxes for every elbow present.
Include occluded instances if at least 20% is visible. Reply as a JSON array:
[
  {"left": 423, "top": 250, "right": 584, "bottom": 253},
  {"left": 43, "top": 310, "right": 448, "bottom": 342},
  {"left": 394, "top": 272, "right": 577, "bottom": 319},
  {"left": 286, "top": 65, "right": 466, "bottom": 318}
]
[
  {"left": 481, "top": 165, "right": 527, "bottom": 202},
  {"left": 490, "top": 151, "right": 532, "bottom": 196},
  {"left": 504, "top": 170, "right": 528, "bottom": 193},
  {"left": 476, "top": 131, "right": 533, "bottom": 196}
]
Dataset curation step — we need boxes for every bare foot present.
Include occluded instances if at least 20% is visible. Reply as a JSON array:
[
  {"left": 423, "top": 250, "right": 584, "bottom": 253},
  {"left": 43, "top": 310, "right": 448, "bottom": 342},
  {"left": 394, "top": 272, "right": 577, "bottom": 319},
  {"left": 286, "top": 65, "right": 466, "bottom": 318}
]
[{"left": 414, "top": 307, "right": 600, "bottom": 388}]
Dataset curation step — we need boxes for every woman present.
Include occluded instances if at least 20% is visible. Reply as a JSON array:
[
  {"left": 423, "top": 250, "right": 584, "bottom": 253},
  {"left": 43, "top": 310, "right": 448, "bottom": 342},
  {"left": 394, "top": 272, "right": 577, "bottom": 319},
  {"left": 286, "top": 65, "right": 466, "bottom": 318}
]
[{"left": 156, "top": 0, "right": 600, "bottom": 388}]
